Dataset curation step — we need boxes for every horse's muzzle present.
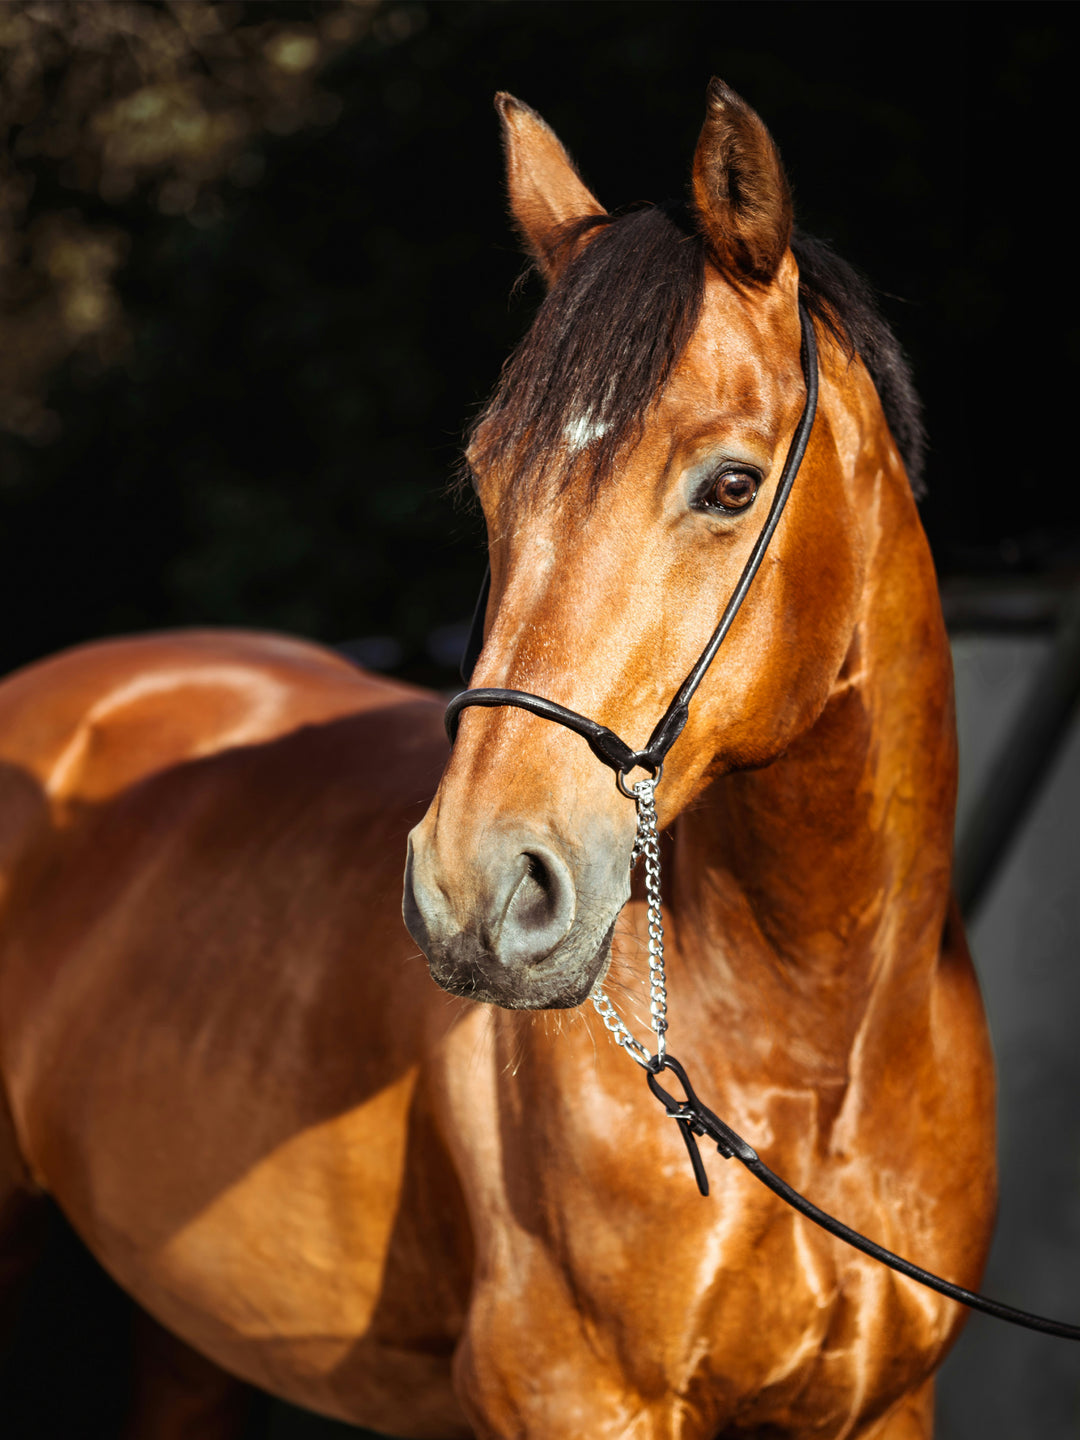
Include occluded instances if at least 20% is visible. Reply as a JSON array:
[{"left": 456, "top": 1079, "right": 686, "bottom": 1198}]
[{"left": 402, "top": 829, "right": 626, "bottom": 1009}]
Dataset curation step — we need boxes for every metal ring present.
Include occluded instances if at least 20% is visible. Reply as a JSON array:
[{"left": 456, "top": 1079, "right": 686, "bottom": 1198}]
[{"left": 616, "top": 761, "right": 663, "bottom": 799}]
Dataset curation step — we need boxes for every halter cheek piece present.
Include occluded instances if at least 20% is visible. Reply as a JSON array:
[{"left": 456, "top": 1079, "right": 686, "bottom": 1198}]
[{"left": 442, "top": 301, "right": 1080, "bottom": 1342}]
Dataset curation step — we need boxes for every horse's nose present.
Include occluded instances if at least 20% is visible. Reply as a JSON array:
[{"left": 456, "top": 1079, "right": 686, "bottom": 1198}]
[
  {"left": 404, "top": 818, "right": 627, "bottom": 1009},
  {"left": 403, "top": 832, "right": 575, "bottom": 972},
  {"left": 496, "top": 843, "right": 576, "bottom": 967}
]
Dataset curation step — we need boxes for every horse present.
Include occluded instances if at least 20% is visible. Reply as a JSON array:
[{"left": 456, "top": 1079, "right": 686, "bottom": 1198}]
[{"left": 0, "top": 81, "right": 995, "bottom": 1438}]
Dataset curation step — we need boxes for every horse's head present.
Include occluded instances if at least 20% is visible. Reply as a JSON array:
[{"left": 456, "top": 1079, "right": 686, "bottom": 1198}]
[{"left": 404, "top": 82, "right": 878, "bottom": 1010}]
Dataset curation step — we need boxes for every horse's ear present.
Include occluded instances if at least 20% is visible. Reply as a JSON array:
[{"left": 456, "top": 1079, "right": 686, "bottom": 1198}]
[
  {"left": 495, "top": 92, "right": 606, "bottom": 284},
  {"left": 692, "top": 78, "right": 793, "bottom": 285}
]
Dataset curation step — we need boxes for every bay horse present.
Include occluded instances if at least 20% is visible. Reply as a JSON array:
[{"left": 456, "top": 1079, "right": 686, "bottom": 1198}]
[{"left": 0, "top": 83, "right": 995, "bottom": 1438}]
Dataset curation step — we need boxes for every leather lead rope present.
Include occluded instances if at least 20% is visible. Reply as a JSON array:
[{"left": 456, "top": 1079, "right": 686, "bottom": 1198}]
[
  {"left": 446, "top": 302, "right": 1080, "bottom": 1341},
  {"left": 646, "top": 1053, "right": 1080, "bottom": 1341}
]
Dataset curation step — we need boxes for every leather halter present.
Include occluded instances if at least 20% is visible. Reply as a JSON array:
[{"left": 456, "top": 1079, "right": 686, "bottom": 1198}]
[{"left": 446, "top": 303, "right": 819, "bottom": 775}]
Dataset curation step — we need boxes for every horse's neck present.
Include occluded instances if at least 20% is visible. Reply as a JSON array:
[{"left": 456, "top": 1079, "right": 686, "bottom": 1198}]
[{"left": 670, "top": 497, "right": 955, "bottom": 1076}]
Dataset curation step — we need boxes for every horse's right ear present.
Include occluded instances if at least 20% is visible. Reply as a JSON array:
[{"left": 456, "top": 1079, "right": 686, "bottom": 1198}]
[
  {"left": 692, "top": 79, "right": 792, "bottom": 285},
  {"left": 496, "top": 93, "right": 606, "bottom": 285}
]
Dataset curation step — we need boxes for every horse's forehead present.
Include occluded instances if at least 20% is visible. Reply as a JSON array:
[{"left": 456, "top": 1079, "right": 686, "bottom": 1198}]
[
  {"left": 473, "top": 264, "right": 803, "bottom": 522},
  {"left": 674, "top": 270, "right": 801, "bottom": 413}
]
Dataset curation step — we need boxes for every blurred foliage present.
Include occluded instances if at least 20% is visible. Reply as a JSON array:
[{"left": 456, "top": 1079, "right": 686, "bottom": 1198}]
[
  {"left": 0, "top": 1, "right": 1076, "bottom": 690},
  {"left": 0, "top": 0, "right": 371, "bottom": 443}
]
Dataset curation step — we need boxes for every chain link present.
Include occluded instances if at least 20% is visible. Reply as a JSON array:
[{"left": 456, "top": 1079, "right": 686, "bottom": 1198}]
[{"left": 591, "top": 776, "right": 668, "bottom": 1067}]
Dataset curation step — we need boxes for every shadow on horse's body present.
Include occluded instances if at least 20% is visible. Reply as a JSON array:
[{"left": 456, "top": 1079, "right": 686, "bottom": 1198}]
[{"left": 0, "top": 84, "right": 994, "bottom": 1439}]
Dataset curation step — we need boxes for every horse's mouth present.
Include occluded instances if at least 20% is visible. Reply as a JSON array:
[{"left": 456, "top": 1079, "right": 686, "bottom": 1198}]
[{"left": 426, "top": 917, "right": 617, "bottom": 1011}]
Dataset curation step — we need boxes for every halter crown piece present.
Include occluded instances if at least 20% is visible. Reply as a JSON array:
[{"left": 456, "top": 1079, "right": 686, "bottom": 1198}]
[{"left": 444, "top": 301, "right": 1080, "bottom": 1342}]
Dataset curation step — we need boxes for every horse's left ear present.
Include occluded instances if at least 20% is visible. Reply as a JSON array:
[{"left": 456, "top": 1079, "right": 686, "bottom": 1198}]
[
  {"left": 692, "top": 79, "right": 793, "bottom": 285},
  {"left": 496, "top": 92, "right": 607, "bottom": 284}
]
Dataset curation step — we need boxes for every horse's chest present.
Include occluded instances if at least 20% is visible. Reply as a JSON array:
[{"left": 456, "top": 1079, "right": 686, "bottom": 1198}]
[{"left": 520, "top": 1136, "right": 941, "bottom": 1437}]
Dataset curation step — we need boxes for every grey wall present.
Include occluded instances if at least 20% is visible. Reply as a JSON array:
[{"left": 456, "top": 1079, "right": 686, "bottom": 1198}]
[{"left": 938, "top": 637, "right": 1080, "bottom": 1434}]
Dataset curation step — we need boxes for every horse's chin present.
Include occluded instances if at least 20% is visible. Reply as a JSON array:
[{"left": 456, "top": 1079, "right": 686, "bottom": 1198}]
[{"left": 426, "top": 917, "right": 617, "bottom": 1011}]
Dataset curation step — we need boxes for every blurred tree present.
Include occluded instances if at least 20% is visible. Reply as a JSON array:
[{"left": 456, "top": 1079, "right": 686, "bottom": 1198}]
[
  {"left": 0, "top": 1, "right": 1075, "bottom": 689},
  {"left": 0, "top": 0, "right": 494, "bottom": 683},
  {"left": 0, "top": 0, "right": 371, "bottom": 442}
]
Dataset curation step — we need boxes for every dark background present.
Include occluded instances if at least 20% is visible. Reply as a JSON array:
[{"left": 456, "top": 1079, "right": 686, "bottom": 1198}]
[
  {"left": 1, "top": 1, "right": 1077, "bottom": 691},
  {"left": 1, "top": 2, "right": 1078, "bottom": 1436}
]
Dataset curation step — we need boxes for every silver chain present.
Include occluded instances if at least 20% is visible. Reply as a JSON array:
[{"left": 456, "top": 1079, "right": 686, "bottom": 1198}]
[{"left": 591, "top": 776, "right": 668, "bottom": 1068}]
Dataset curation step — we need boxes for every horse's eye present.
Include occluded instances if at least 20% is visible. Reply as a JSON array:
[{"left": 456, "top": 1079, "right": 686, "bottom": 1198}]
[{"left": 703, "top": 469, "right": 761, "bottom": 513}]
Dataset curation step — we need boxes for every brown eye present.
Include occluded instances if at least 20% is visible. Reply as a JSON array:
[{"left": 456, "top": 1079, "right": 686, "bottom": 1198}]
[{"left": 705, "top": 469, "right": 760, "bottom": 513}]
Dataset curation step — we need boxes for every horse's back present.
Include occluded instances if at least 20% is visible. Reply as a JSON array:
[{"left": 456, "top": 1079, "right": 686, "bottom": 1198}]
[
  {"left": 0, "top": 630, "right": 469, "bottom": 1428},
  {"left": 0, "top": 628, "right": 431, "bottom": 809},
  {"left": 0, "top": 625, "right": 450, "bottom": 1102},
  {"left": 0, "top": 627, "right": 446, "bottom": 973}
]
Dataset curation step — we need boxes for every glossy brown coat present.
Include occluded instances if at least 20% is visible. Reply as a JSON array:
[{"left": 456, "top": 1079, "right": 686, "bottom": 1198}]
[{"left": 0, "top": 85, "right": 994, "bottom": 1439}]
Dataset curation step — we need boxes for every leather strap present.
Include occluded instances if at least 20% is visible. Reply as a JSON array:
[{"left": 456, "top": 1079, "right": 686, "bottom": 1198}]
[
  {"left": 446, "top": 688, "right": 650, "bottom": 773},
  {"left": 459, "top": 566, "right": 491, "bottom": 687},
  {"left": 648, "top": 1053, "right": 1080, "bottom": 1341}
]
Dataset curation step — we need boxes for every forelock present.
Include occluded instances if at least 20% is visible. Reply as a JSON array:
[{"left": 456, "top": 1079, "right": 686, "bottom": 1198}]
[{"left": 467, "top": 202, "right": 707, "bottom": 503}]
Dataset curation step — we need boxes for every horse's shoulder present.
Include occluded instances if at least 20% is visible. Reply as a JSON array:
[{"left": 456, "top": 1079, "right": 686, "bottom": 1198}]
[{"left": 0, "top": 628, "right": 441, "bottom": 810}]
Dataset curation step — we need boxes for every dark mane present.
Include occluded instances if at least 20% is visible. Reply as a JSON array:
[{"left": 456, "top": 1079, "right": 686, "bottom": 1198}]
[
  {"left": 468, "top": 203, "right": 706, "bottom": 502},
  {"left": 791, "top": 229, "right": 925, "bottom": 496},
  {"left": 468, "top": 204, "right": 925, "bottom": 499}
]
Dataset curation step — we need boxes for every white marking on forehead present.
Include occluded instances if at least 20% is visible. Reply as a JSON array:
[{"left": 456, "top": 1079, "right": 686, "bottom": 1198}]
[{"left": 563, "top": 412, "right": 608, "bottom": 452}]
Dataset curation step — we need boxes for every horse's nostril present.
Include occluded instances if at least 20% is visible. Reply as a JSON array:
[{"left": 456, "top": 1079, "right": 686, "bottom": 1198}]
[
  {"left": 513, "top": 853, "right": 554, "bottom": 930},
  {"left": 500, "top": 845, "right": 575, "bottom": 965}
]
